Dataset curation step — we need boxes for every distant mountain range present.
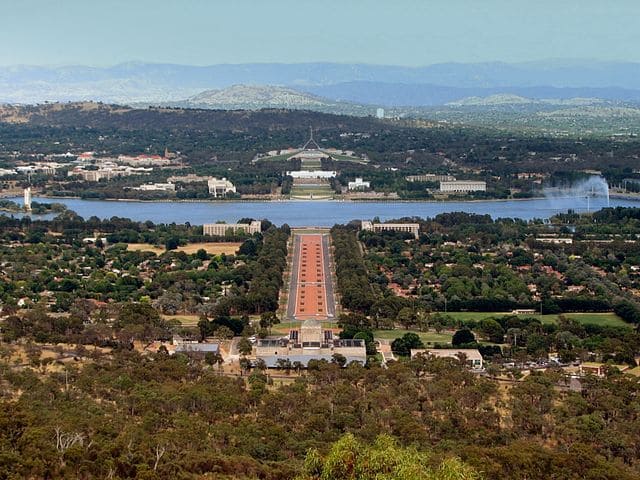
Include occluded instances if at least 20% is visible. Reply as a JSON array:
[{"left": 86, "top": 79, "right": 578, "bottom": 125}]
[
  {"left": 299, "top": 82, "right": 640, "bottom": 107},
  {"left": 2, "top": 60, "right": 640, "bottom": 106}
]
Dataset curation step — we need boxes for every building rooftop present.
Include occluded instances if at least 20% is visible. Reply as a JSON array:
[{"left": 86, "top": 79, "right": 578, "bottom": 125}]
[
  {"left": 411, "top": 348, "right": 483, "bottom": 361},
  {"left": 175, "top": 342, "right": 219, "bottom": 353}
]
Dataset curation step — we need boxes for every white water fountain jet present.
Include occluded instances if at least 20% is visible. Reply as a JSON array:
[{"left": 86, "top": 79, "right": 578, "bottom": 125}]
[{"left": 544, "top": 175, "right": 610, "bottom": 212}]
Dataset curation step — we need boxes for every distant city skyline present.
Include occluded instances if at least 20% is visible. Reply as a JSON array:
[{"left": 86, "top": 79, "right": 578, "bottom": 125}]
[{"left": 2, "top": 0, "right": 640, "bottom": 67}]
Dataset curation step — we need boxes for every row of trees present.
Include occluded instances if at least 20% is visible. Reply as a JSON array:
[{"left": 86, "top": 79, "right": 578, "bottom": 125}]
[{"left": 331, "top": 225, "right": 377, "bottom": 313}]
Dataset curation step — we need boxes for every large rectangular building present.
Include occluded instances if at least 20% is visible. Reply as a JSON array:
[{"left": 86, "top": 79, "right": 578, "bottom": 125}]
[
  {"left": 203, "top": 221, "right": 261, "bottom": 236},
  {"left": 439, "top": 180, "right": 487, "bottom": 193},
  {"left": 361, "top": 221, "right": 419, "bottom": 239},
  {"left": 134, "top": 182, "right": 176, "bottom": 192},
  {"left": 406, "top": 174, "right": 456, "bottom": 183}
]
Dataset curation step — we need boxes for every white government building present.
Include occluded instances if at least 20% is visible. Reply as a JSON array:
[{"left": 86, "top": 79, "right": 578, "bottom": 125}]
[
  {"left": 207, "top": 177, "right": 237, "bottom": 197},
  {"left": 347, "top": 177, "right": 371, "bottom": 190},
  {"left": 134, "top": 182, "right": 176, "bottom": 192},
  {"left": 203, "top": 220, "right": 261, "bottom": 236},
  {"left": 361, "top": 221, "right": 420, "bottom": 239},
  {"left": 439, "top": 180, "right": 487, "bottom": 193},
  {"left": 286, "top": 170, "right": 337, "bottom": 179},
  {"left": 406, "top": 174, "right": 456, "bottom": 182}
]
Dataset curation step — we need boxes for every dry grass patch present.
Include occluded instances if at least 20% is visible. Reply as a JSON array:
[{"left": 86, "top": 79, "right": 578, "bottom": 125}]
[
  {"left": 127, "top": 242, "right": 241, "bottom": 256},
  {"left": 176, "top": 242, "right": 241, "bottom": 255},
  {"left": 127, "top": 243, "right": 165, "bottom": 255}
]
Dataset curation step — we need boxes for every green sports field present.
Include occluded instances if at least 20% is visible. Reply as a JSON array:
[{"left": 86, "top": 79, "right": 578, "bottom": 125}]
[
  {"left": 440, "top": 311, "right": 630, "bottom": 328},
  {"left": 373, "top": 330, "right": 453, "bottom": 344}
]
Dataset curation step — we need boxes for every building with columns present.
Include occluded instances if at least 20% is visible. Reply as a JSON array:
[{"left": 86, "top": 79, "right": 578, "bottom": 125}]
[
  {"left": 207, "top": 177, "right": 236, "bottom": 197},
  {"left": 439, "top": 180, "right": 487, "bottom": 193},
  {"left": 361, "top": 221, "right": 420, "bottom": 239},
  {"left": 203, "top": 221, "right": 261, "bottom": 236}
]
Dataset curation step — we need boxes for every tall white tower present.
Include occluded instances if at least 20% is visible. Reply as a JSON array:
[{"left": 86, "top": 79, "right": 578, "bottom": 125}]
[{"left": 23, "top": 186, "right": 32, "bottom": 211}]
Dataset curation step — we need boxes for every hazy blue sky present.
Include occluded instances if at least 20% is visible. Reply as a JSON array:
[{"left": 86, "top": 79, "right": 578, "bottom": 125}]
[{"left": 2, "top": 0, "right": 640, "bottom": 66}]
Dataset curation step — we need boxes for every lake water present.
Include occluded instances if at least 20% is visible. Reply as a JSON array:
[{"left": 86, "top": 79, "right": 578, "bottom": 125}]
[{"left": 6, "top": 196, "right": 639, "bottom": 226}]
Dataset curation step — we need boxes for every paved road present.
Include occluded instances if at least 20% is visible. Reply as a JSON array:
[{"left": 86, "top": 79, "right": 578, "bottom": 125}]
[{"left": 286, "top": 233, "right": 336, "bottom": 321}]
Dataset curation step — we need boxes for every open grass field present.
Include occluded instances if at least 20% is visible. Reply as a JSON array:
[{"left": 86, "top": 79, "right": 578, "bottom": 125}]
[
  {"left": 441, "top": 311, "right": 630, "bottom": 328},
  {"left": 290, "top": 185, "right": 333, "bottom": 194},
  {"left": 255, "top": 151, "right": 300, "bottom": 163},
  {"left": 330, "top": 153, "right": 369, "bottom": 163},
  {"left": 373, "top": 329, "right": 453, "bottom": 344},
  {"left": 127, "top": 242, "right": 241, "bottom": 256},
  {"left": 161, "top": 314, "right": 200, "bottom": 327},
  {"left": 301, "top": 158, "right": 323, "bottom": 170},
  {"left": 291, "top": 186, "right": 331, "bottom": 193}
]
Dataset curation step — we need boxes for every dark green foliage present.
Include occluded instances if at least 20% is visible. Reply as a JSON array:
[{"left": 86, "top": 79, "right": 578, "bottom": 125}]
[
  {"left": 614, "top": 299, "right": 640, "bottom": 324},
  {"left": 391, "top": 332, "right": 425, "bottom": 356},
  {"left": 331, "top": 225, "right": 376, "bottom": 313},
  {"left": 452, "top": 328, "right": 476, "bottom": 346}
]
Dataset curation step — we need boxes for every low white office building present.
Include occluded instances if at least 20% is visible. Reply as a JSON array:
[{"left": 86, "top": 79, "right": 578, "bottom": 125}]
[
  {"left": 203, "top": 220, "right": 261, "bottom": 236},
  {"left": 406, "top": 174, "right": 456, "bottom": 183},
  {"left": 439, "top": 180, "right": 487, "bottom": 193},
  {"left": 134, "top": 182, "right": 176, "bottom": 192},
  {"left": 361, "top": 221, "right": 420, "bottom": 239}
]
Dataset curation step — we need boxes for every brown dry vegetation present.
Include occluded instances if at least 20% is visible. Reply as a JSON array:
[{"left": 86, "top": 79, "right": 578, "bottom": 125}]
[
  {"left": 177, "top": 242, "right": 241, "bottom": 255},
  {"left": 126, "top": 242, "right": 241, "bottom": 256}
]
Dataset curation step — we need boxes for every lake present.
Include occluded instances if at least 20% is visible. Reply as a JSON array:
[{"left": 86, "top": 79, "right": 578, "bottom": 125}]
[{"left": 6, "top": 196, "right": 639, "bottom": 226}]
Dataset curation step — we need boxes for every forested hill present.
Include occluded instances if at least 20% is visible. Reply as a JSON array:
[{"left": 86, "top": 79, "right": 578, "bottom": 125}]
[
  {"left": 0, "top": 102, "right": 385, "bottom": 133},
  {"left": 3, "top": 102, "right": 640, "bottom": 175}
]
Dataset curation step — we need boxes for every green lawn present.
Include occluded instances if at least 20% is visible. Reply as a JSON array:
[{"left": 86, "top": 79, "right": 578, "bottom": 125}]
[
  {"left": 255, "top": 151, "right": 300, "bottom": 162},
  {"left": 162, "top": 314, "right": 200, "bottom": 327},
  {"left": 330, "top": 153, "right": 369, "bottom": 164},
  {"left": 440, "top": 311, "right": 630, "bottom": 328},
  {"left": 373, "top": 329, "right": 453, "bottom": 344},
  {"left": 290, "top": 186, "right": 334, "bottom": 198},
  {"left": 301, "top": 159, "right": 323, "bottom": 170}
]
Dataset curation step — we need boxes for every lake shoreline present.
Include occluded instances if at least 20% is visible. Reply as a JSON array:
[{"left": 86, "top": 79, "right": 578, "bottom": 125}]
[
  {"left": 24, "top": 193, "right": 553, "bottom": 204},
  {"left": 3, "top": 195, "right": 634, "bottom": 226}
]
